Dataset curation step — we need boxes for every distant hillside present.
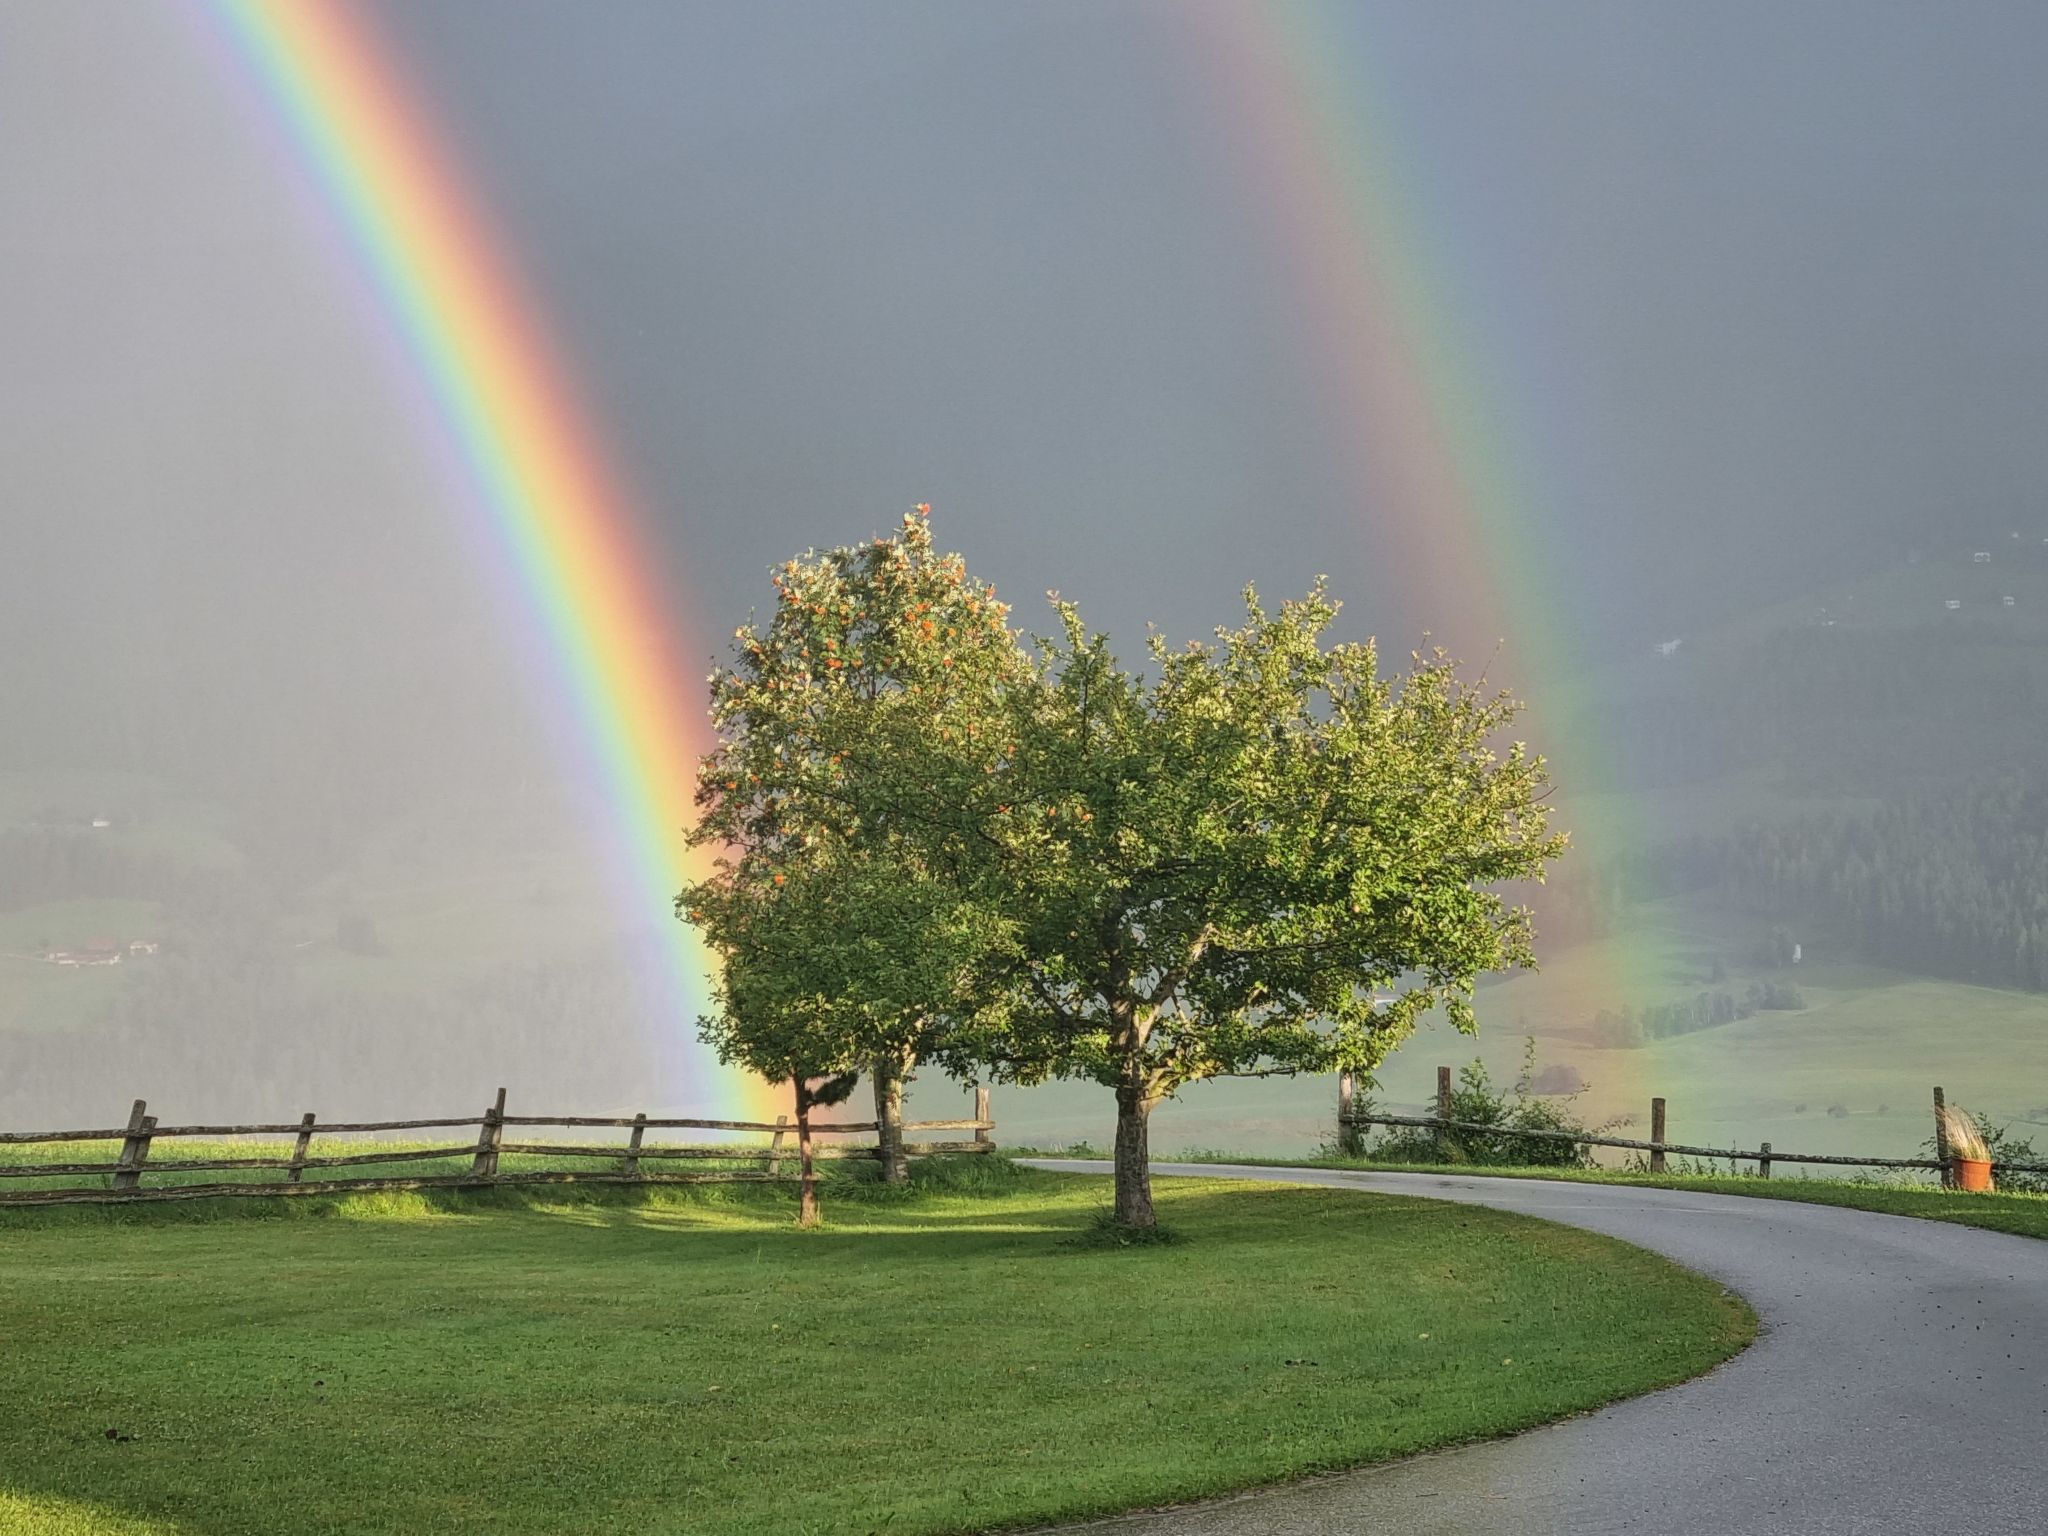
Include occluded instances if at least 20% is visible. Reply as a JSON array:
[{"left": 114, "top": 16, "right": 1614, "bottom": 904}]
[
  {"left": 1608, "top": 535, "right": 2048, "bottom": 797},
  {"left": 1533, "top": 537, "right": 2048, "bottom": 992},
  {"left": 0, "top": 767, "right": 676, "bottom": 1122}
]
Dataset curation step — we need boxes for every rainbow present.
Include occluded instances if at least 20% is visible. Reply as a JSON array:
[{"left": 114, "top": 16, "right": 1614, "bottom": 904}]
[
  {"left": 200, "top": 0, "right": 777, "bottom": 1119},
  {"left": 1183, "top": 6, "right": 1667, "bottom": 1009}
]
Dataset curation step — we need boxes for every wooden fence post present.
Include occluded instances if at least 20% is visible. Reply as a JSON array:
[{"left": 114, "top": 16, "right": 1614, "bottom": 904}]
[
  {"left": 974, "top": 1084, "right": 992, "bottom": 1149},
  {"left": 1933, "top": 1086, "right": 1952, "bottom": 1189},
  {"left": 471, "top": 1088, "right": 506, "bottom": 1179},
  {"left": 1649, "top": 1098, "right": 1667, "bottom": 1174},
  {"left": 1757, "top": 1141, "right": 1772, "bottom": 1179},
  {"left": 110, "top": 1100, "right": 153, "bottom": 1193},
  {"left": 286, "top": 1113, "right": 317, "bottom": 1184},
  {"left": 1337, "top": 1069, "right": 1360, "bottom": 1157},
  {"left": 1435, "top": 1066, "right": 1452, "bottom": 1152},
  {"left": 623, "top": 1113, "right": 647, "bottom": 1178},
  {"left": 767, "top": 1115, "right": 789, "bottom": 1176}
]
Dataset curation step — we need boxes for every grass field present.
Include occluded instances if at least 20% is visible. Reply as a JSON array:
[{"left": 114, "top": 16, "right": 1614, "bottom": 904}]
[
  {"left": 1185, "top": 1157, "right": 2048, "bottom": 1243},
  {"left": 0, "top": 1164, "right": 1753, "bottom": 1536}
]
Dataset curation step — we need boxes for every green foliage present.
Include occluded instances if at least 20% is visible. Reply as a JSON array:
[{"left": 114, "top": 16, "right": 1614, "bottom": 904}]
[
  {"left": 1593, "top": 980, "right": 1804, "bottom": 1044},
  {"left": 1367, "top": 1043, "right": 1594, "bottom": 1169},
  {"left": 686, "top": 527, "right": 1563, "bottom": 1222},
  {"left": 932, "top": 583, "right": 1565, "bottom": 1106},
  {"left": 899, "top": 1151, "right": 1030, "bottom": 1196},
  {"left": 1751, "top": 979, "right": 1807, "bottom": 1010},
  {"left": 680, "top": 508, "right": 1030, "bottom": 1090}
]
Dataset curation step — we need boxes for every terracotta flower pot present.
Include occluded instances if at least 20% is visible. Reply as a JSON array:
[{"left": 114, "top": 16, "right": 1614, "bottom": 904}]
[{"left": 1953, "top": 1156, "right": 1994, "bottom": 1193}]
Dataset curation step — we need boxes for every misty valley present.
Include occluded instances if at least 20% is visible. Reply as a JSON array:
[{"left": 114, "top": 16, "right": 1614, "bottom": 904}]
[{"left": 8, "top": 536, "right": 2048, "bottom": 1160}]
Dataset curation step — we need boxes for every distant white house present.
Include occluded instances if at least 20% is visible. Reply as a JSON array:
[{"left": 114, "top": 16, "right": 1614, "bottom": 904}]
[{"left": 1654, "top": 637, "right": 1682, "bottom": 657}]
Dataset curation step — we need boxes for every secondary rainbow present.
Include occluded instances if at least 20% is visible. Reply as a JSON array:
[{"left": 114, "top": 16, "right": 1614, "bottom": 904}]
[
  {"left": 1182, "top": 4, "right": 1667, "bottom": 1014},
  {"left": 202, "top": 0, "right": 776, "bottom": 1118}
]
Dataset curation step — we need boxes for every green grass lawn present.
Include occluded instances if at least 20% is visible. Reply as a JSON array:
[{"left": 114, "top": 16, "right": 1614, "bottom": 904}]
[
  {"left": 0, "top": 1164, "right": 1752, "bottom": 1536},
  {"left": 1158, "top": 1153, "right": 2048, "bottom": 1243}
]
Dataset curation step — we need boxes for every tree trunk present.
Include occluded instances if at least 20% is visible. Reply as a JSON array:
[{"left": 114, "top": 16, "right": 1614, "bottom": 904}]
[
  {"left": 1112, "top": 1086, "right": 1158, "bottom": 1229},
  {"left": 872, "top": 1050, "right": 910, "bottom": 1185},
  {"left": 795, "top": 1083, "right": 819, "bottom": 1227}
]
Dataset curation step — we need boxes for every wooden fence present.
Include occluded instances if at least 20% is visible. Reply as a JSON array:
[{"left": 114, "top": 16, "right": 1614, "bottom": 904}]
[
  {"left": 0, "top": 1085, "right": 995, "bottom": 1207},
  {"left": 1337, "top": 1068, "right": 2048, "bottom": 1184}
]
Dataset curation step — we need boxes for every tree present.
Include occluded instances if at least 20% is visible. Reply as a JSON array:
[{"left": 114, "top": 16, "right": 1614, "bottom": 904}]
[
  {"left": 690, "top": 856, "right": 999, "bottom": 1222},
  {"left": 682, "top": 508, "right": 1028, "bottom": 1186},
  {"left": 930, "top": 585, "right": 1565, "bottom": 1228}
]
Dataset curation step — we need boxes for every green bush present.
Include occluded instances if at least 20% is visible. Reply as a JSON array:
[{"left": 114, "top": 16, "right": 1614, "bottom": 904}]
[
  {"left": 1364, "top": 1042, "right": 1594, "bottom": 1169},
  {"left": 1923, "top": 1113, "right": 2048, "bottom": 1194}
]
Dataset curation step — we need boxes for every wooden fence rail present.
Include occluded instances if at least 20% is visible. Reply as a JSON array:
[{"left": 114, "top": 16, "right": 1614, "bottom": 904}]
[
  {"left": 1337, "top": 1070, "right": 2048, "bottom": 1180},
  {"left": 0, "top": 1089, "right": 997, "bottom": 1207}
]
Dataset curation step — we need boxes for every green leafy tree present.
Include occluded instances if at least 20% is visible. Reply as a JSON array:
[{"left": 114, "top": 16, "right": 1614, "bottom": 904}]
[
  {"left": 682, "top": 509, "right": 1028, "bottom": 1185},
  {"left": 691, "top": 856, "right": 998, "bottom": 1223},
  {"left": 931, "top": 585, "right": 1566, "bottom": 1228}
]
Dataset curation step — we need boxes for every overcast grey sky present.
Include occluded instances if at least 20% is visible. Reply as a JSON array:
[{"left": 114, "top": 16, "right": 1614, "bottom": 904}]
[{"left": 5, "top": 0, "right": 2047, "bottom": 794}]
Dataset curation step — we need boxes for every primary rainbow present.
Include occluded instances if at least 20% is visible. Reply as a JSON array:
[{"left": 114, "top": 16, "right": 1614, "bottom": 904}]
[
  {"left": 202, "top": 0, "right": 777, "bottom": 1119},
  {"left": 1183, "top": 4, "right": 1667, "bottom": 1006}
]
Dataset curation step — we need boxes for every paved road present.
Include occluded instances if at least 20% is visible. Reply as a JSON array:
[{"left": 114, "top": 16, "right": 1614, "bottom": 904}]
[{"left": 1019, "top": 1161, "right": 2048, "bottom": 1535}]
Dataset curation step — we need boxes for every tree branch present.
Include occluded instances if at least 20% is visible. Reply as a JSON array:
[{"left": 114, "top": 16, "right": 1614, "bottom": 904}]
[{"left": 1143, "top": 926, "right": 1215, "bottom": 1006}]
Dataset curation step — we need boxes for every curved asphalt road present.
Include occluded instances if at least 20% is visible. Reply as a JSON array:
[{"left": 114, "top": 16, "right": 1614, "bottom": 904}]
[{"left": 1019, "top": 1160, "right": 2048, "bottom": 1535}]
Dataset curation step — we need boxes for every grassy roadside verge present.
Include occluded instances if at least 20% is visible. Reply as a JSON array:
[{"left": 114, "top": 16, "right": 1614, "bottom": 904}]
[
  {"left": 1089, "top": 1151, "right": 2048, "bottom": 1242},
  {"left": 0, "top": 1163, "right": 1751, "bottom": 1536},
  {"left": 0, "top": 1138, "right": 786, "bottom": 1198}
]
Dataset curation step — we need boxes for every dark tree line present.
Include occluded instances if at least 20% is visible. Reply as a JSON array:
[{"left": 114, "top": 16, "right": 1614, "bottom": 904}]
[
  {"left": 1594, "top": 981, "right": 1806, "bottom": 1047},
  {"left": 1670, "top": 776, "right": 2048, "bottom": 992},
  {"left": 0, "top": 828, "right": 175, "bottom": 912}
]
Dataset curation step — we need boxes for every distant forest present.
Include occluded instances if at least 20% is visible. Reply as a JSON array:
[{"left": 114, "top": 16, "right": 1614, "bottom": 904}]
[
  {"left": 1521, "top": 574, "right": 2048, "bottom": 995},
  {"left": 0, "top": 825, "right": 174, "bottom": 910},
  {"left": 1595, "top": 979, "right": 1807, "bottom": 1048},
  {"left": 1670, "top": 777, "right": 2048, "bottom": 993}
]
